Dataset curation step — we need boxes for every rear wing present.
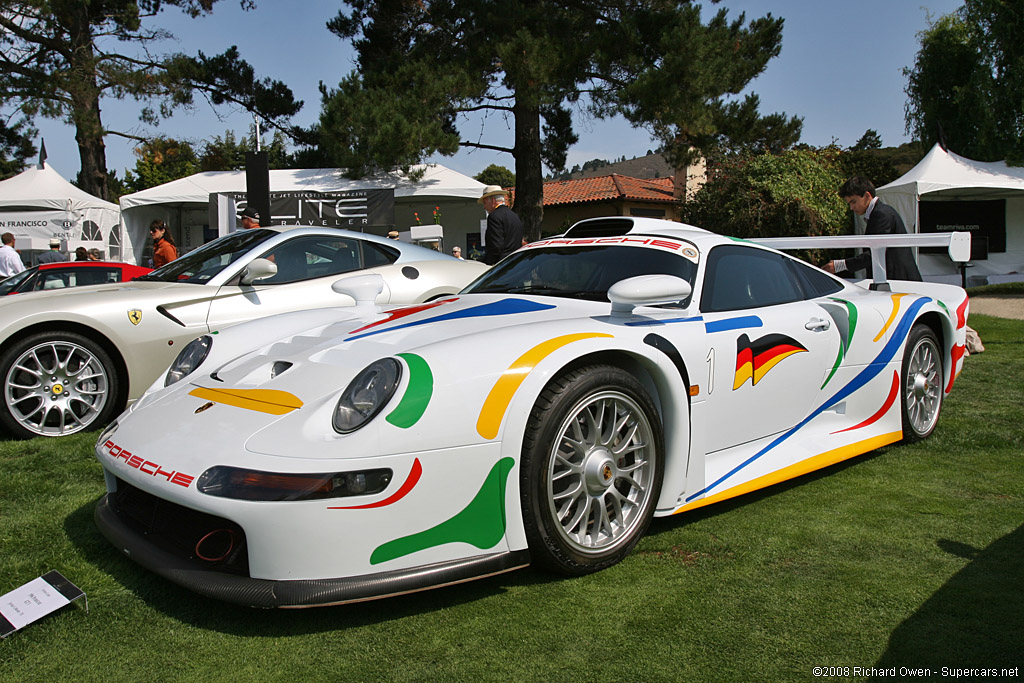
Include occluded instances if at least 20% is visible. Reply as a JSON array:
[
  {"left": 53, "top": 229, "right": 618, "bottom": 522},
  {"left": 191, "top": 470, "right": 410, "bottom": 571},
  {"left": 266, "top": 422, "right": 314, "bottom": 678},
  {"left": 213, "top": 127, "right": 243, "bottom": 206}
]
[{"left": 751, "top": 232, "right": 971, "bottom": 289}]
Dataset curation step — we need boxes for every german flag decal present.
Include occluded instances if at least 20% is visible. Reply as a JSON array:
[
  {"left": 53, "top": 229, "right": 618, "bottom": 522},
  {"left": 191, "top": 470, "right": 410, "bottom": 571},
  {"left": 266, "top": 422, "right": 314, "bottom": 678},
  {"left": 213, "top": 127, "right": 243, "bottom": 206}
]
[{"left": 733, "top": 333, "right": 808, "bottom": 390}]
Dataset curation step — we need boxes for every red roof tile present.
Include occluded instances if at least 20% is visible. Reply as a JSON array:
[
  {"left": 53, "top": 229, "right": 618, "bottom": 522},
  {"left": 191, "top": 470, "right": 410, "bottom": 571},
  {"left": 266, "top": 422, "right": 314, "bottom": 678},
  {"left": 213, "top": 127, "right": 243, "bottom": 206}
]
[{"left": 538, "top": 173, "right": 676, "bottom": 206}]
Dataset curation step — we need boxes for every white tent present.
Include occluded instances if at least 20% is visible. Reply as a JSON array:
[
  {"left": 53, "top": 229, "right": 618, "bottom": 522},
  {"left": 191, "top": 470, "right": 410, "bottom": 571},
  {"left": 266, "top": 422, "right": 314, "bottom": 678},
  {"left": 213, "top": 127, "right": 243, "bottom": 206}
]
[
  {"left": 119, "top": 165, "right": 488, "bottom": 263},
  {"left": 877, "top": 144, "right": 1024, "bottom": 284},
  {"left": 0, "top": 162, "right": 125, "bottom": 263}
]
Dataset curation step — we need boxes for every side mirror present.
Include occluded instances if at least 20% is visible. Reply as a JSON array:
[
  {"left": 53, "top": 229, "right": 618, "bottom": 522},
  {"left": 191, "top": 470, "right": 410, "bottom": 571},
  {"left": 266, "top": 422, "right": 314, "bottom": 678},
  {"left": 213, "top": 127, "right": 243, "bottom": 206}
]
[
  {"left": 239, "top": 258, "right": 277, "bottom": 285},
  {"left": 332, "top": 273, "right": 385, "bottom": 312},
  {"left": 608, "top": 275, "right": 692, "bottom": 316}
]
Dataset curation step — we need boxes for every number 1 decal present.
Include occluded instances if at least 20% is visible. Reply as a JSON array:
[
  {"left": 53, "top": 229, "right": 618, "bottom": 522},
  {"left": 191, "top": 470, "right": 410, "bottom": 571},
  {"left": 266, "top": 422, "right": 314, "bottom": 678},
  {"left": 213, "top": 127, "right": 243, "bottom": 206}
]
[{"left": 706, "top": 347, "right": 715, "bottom": 395}]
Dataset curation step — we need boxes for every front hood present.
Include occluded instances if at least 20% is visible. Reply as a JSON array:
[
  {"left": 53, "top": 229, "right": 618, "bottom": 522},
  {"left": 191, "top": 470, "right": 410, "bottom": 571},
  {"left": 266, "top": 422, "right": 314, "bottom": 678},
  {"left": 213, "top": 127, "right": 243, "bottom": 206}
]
[
  {"left": 197, "top": 294, "right": 599, "bottom": 402},
  {"left": 112, "top": 294, "right": 617, "bottom": 467},
  {"left": 0, "top": 279, "right": 210, "bottom": 315}
]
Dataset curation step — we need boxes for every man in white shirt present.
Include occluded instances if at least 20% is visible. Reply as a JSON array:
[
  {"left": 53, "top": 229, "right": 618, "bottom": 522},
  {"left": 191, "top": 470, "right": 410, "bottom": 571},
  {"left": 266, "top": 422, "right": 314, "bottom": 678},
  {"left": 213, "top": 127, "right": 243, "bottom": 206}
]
[{"left": 0, "top": 233, "right": 26, "bottom": 277}]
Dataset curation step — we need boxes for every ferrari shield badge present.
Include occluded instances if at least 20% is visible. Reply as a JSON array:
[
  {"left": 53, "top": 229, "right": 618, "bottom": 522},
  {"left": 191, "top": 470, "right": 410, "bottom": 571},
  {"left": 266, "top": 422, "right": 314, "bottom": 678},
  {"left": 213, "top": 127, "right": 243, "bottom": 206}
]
[{"left": 128, "top": 309, "right": 142, "bottom": 326}]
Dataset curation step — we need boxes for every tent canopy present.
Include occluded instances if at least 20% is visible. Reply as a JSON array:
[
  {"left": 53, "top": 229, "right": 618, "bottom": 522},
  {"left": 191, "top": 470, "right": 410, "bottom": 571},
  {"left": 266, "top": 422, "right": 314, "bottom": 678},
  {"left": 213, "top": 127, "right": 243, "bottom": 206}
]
[
  {"left": 877, "top": 144, "right": 1024, "bottom": 283},
  {"left": 119, "top": 164, "right": 485, "bottom": 209},
  {"left": 878, "top": 143, "right": 1024, "bottom": 201},
  {"left": 0, "top": 163, "right": 125, "bottom": 261},
  {"left": 0, "top": 162, "right": 118, "bottom": 211}
]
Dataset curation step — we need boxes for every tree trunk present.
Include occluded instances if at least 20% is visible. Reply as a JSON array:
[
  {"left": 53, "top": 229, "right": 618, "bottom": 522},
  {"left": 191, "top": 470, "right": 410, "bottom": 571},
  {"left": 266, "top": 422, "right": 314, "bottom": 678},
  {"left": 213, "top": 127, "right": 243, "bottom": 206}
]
[
  {"left": 66, "top": 5, "right": 108, "bottom": 200},
  {"left": 513, "top": 97, "right": 544, "bottom": 242}
]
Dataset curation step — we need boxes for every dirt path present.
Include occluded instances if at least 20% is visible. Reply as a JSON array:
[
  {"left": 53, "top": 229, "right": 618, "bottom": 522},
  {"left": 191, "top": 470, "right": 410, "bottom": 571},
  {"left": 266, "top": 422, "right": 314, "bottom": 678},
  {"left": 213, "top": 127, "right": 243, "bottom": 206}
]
[{"left": 969, "top": 295, "right": 1024, "bottom": 320}]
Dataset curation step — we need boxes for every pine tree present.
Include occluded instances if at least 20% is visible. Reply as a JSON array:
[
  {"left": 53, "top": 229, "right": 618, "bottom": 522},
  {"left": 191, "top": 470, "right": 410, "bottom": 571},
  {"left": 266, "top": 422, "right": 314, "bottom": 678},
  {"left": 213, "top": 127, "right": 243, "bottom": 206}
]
[{"left": 315, "top": 0, "right": 799, "bottom": 240}]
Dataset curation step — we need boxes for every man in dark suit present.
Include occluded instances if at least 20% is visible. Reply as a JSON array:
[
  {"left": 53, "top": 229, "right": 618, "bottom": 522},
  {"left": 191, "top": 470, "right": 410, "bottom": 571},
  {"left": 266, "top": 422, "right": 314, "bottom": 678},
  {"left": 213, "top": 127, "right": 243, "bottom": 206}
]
[
  {"left": 479, "top": 185, "right": 523, "bottom": 265},
  {"left": 824, "top": 176, "right": 922, "bottom": 281}
]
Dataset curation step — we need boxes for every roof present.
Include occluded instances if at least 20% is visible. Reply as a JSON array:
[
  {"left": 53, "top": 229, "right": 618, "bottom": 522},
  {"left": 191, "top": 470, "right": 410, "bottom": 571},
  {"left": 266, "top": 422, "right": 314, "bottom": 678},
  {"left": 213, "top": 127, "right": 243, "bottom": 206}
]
[
  {"left": 0, "top": 163, "right": 119, "bottom": 211},
  {"left": 534, "top": 174, "right": 676, "bottom": 207},
  {"left": 119, "top": 164, "right": 487, "bottom": 210},
  {"left": 878, "top": 143, "right": 1024, "bottom": 199}
]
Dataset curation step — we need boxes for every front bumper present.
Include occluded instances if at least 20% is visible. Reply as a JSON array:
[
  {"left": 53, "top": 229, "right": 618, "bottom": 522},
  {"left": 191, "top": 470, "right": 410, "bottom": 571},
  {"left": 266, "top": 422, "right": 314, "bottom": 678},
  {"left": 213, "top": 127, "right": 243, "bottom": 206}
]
[{"left": 95, "top": 494, "right": 530, "bottom": 608}]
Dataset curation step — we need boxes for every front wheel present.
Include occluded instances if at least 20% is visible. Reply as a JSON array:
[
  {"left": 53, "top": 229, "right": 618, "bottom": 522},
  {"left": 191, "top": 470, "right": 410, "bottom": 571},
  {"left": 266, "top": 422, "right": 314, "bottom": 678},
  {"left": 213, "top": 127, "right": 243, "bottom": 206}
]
[
  {"left": 521, "top": 365, "right": 664, "bottom": 575},
  {"left": 0, "top": 331, "right": 121, "bottom": 438},
  {"left": 901, "top": 324, "right": 943, "bottom": 442}
]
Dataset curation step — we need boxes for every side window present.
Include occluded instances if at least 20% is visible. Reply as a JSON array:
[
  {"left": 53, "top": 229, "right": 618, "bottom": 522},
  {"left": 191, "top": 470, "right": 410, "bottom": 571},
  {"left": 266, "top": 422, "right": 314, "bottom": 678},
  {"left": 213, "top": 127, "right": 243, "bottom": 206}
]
[
  {"left": 262, "top": 236, "right": 364, "bottom": 285},
  {"left": 701, "top": 245, "right": 804, "bottom": 312},
  {"left": 76, "top": 268, "right": 118, "bottom": 287},
  {"left": 787, "top": 257, "right": 844, "bottom": 298},
  {"left": 361, "top": 242, "right": 398, "bottom": 268},
  {"left": 38, "top": 271, "right": 69, "bottom": 290}
]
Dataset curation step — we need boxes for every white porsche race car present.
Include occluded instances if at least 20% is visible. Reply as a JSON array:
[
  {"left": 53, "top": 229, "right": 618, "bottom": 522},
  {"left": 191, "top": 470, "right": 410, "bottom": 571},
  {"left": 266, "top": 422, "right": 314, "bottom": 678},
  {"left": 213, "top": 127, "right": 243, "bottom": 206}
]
[
  {"left": 0, "top": 227, "right": 486, "bottom": 439},
  {"left": 94, "top": 217, "right": 969, "bottom": 607}
]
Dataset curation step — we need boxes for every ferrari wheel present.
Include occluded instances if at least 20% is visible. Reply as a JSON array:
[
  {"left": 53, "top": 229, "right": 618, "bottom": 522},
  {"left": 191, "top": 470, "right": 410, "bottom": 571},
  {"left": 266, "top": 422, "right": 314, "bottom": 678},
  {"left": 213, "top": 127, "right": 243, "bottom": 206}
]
[
  {"left": 0, "top": 331, "right": 120, "bottom": 439},
  {"left": 901, "top": 324, "right": 943, "bottom": 442},
  {"left": 521, "top": 365, "right": 664, "bottom": 575}
]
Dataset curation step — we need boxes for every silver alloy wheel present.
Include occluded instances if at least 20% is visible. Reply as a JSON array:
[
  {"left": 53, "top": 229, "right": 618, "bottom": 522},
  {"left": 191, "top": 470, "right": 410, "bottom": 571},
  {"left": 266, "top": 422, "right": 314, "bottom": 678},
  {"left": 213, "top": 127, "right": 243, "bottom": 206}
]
[
  {"left": 5, "top": 339, "right": 110, "bottom": 436},
  {"left": 904, "top": 335, "right": 941, "bottom": 437},
  {"left": 546, "top": 390, "right": 657, "bottom": 554}
]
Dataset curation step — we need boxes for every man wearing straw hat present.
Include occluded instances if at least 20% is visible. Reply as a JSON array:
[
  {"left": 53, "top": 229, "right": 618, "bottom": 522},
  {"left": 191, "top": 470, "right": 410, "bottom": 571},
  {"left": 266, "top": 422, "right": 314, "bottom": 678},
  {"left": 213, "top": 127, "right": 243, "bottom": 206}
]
[
  {"left": 38, "top": 237, "right": 68, "bottom": 263},
  {"left": 478, "top": 185, "right": 523, "bottom": 265}
]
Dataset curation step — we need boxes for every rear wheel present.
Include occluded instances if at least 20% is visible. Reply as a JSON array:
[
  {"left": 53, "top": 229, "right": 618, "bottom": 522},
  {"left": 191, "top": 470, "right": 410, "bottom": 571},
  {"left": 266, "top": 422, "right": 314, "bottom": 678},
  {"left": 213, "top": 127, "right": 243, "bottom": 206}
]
[
  {"left": 521, "top": 365, "right": 664, "bottom": 575},
  {"left": 0, "top": 331, "right": 121, "bottom": 438},
  {"left": 901, "top": 324, "right": 943, "bottom": 442}
]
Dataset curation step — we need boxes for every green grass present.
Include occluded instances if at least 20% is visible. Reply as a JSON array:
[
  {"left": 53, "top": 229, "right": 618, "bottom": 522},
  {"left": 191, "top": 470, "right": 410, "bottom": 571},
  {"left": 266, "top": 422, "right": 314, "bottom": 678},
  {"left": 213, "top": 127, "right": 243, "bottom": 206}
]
[
  {"left": 2, "top": 317, "right": 1022, "bottom": 682},
  {"left": 967, "top": 281, "right": 1024, "bottom": 297}
]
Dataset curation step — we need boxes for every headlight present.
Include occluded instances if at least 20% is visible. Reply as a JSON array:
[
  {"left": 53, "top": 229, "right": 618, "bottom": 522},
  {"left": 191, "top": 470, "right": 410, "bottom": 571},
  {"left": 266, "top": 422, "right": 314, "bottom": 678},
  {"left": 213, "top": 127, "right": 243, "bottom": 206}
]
[
  {"left": 165, "top": 335, "right": 212, "bottom": 386},
  {"left": 197, "top": 466, "right": 392, "bottom": 501},
  {"left": 333, "top": 358, "right": 401, "bottom": 433}
]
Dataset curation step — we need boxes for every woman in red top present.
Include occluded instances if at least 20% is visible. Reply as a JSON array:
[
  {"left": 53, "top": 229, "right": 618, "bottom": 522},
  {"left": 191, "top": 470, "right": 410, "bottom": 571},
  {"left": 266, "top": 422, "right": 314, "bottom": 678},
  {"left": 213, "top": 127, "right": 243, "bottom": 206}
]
[{"left": 149, "top": 219, "right": 178, "bottom": 268}]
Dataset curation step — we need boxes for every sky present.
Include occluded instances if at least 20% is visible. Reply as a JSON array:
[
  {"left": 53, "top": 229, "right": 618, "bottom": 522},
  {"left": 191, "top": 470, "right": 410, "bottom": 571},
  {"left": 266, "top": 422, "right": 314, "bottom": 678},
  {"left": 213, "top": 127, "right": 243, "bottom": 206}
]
[{"left": 26, "top": 0, "right": 965, "bottom": 184}]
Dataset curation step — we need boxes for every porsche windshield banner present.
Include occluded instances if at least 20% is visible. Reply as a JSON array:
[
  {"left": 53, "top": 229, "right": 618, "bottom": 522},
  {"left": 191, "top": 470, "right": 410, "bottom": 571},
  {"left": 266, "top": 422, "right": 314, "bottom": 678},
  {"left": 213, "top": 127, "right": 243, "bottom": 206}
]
[{"left": 210, "top": 190, "right": 395, "bottom": 231}]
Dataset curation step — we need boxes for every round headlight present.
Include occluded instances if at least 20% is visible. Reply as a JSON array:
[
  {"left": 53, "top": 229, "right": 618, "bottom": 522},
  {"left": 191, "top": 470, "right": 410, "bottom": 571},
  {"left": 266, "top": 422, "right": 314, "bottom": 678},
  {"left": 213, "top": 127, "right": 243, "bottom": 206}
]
[
  {"left": 165, "top": 335, "right": 212, "bottom": 386},
  {"left": 333, "top": 358, "right": 402, "bottom": 433}
]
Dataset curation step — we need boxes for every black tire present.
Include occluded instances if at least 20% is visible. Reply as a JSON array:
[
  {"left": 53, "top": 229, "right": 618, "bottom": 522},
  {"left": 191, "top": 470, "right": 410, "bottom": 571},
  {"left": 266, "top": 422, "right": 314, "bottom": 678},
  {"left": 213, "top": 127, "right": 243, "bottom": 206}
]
[
  {"left": 0, "top": 331, "right": 121, "bottom": 439},
  {"left": 521, "top": 365, "right": 664, "bottom": 575},
  {"left": 900, "top": 324, "right": 943, "bottom": 442}
]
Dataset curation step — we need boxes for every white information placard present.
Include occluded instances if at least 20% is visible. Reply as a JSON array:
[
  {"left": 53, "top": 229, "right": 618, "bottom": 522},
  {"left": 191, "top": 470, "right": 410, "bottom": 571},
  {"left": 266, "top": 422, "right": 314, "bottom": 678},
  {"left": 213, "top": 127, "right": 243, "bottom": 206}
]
[{"left": 0, "top": 571, "right": 84, "bottom": 637}]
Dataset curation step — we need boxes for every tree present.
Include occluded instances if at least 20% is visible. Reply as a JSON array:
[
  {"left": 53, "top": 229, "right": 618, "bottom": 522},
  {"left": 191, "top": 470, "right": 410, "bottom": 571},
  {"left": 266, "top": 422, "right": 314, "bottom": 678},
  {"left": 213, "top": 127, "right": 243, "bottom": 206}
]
[
  {"left": 851, "top": 129, "right": 883, "bottom": 151},
  {"left": 0, "top": 117, "right": 35, "bottom": 179},
  {"left": 0, "top": 1, "right": 303, "bottom": 200},
  {"left": 122, "top": 137, "right": 201, "bottom": 193},
  {"left": 680, "top": 148, "right": 846, "bottom": 243},
  {"left": 317, "top": 0, "right": 799, "bottom": 240},
  {"left": 199, "top": 128, "right": 292, "bottom": 171},
  {"left": 837, "top": 130, "right": 899, "bottom": 189},
  {"left": 904, "top": 0, "right": 1024, "bottom": 163},
  {"left": 474, "top": 164, "right": 515, "bottom": 188}
]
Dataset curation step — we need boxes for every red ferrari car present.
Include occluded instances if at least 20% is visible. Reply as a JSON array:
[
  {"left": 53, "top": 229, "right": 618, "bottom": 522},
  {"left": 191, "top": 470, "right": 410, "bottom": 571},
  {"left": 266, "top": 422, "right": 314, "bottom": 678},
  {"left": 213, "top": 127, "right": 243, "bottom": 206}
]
[{"left": 0, "top": 261, "right": 153, "bottom": 295}]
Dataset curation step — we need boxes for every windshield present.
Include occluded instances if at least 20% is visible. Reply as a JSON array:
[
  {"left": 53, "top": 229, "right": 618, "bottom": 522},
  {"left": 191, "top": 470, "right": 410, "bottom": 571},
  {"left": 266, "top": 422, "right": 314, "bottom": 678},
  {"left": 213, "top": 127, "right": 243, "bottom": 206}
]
[
  {"left": 135, "top": 229, "right": 277, "bottom": 283},
  {"left": 465, "top": 244, "right": 698, "bottom": 305},
  {"left": 0, "top": 268, "right": 34, "bottom": 295}
]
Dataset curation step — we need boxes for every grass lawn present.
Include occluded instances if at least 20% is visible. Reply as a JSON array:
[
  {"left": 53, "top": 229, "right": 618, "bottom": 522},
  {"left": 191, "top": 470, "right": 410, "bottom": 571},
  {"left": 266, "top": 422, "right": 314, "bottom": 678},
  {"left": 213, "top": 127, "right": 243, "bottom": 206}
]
[{"left": 1, "top": 316, "right": 1021, "bottom": 682}]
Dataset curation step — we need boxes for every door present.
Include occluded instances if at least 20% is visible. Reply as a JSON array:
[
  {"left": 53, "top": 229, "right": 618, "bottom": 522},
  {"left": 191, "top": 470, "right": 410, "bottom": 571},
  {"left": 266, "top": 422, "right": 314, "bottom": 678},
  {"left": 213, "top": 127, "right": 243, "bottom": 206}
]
[
  {"left": 695, "top": 244, "right": 840, "bottom": 454},
  {"left": 205, "top": 234, "right": 392, "bottom": 328}
]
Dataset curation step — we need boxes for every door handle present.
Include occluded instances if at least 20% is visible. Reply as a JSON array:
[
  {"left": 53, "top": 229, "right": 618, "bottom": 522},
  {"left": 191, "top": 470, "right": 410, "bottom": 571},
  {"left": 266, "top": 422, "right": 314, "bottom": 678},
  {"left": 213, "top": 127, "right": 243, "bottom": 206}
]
[{"left": 805, "top": 317, "right": 831, "bottom": 332}]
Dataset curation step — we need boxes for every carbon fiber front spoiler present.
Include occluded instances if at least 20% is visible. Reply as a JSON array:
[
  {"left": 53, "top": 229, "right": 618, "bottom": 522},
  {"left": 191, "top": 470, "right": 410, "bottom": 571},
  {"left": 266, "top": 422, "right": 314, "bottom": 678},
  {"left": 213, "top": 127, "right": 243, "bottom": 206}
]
[{"left": 95, "top": 495, "right": 530, "bottom": 609}]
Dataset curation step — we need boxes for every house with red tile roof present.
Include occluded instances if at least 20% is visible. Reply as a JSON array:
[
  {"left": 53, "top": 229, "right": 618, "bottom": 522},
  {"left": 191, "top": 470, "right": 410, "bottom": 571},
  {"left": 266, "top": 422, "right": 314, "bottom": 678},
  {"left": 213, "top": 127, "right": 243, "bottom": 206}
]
[
  {"left": 523, "top": 173, "right": 678, "bottom": 235},
  {"left": 508, "top": 162, "right": 705, "bottom": 236}
]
